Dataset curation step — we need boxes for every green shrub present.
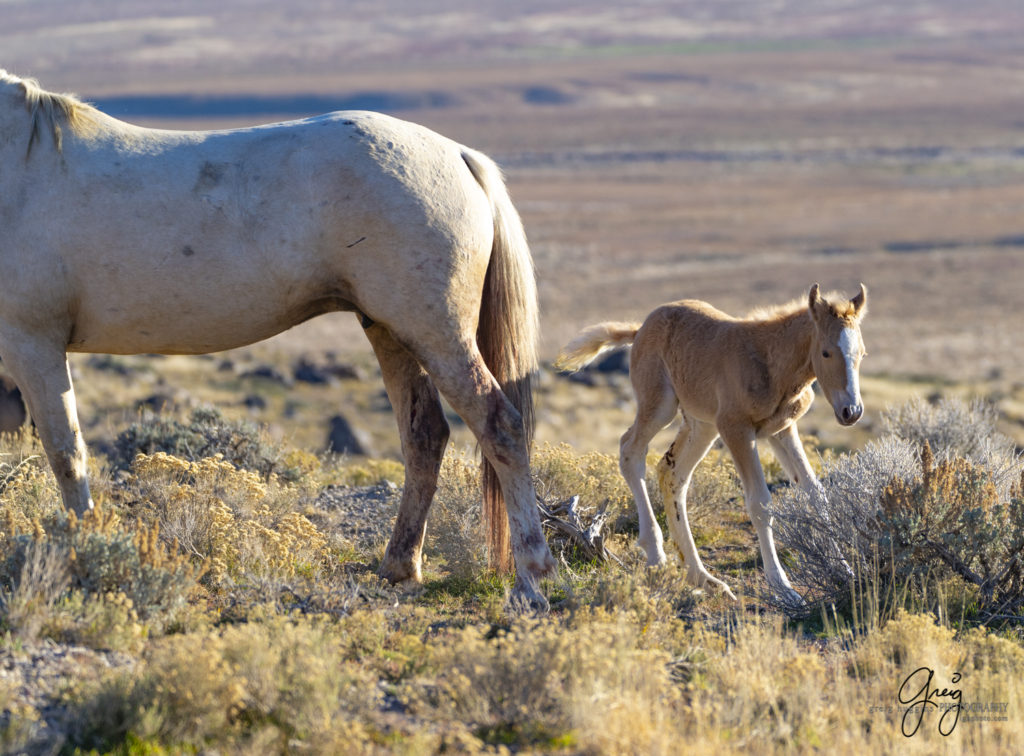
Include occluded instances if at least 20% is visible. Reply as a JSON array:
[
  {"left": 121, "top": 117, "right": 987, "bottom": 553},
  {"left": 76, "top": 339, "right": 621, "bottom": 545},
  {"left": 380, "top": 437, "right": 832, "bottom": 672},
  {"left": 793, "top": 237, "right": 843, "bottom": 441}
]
[
  {"left": 124, "top": 452, "right": 328, "bottom": 589},
  {"left": 878, "top": 442, "right": 1024, "bottom": 611},
  {"left": 0, "top": 505, "right": 198, "bottom": 642},
  {"left": 111, "top": 407, "right": 309, "bottom": 483},
  {"left": 775, "top": 398, "right": 1024, "bottom": 621}
]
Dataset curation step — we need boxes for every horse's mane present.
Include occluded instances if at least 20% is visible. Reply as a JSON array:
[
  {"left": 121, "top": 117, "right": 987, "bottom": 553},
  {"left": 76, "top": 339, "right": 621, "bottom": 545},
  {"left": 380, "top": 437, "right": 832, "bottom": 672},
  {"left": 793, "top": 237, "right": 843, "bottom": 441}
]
[
  {"left": 746, "top": 297, "right": 805, "bottom": 323},
  {"left": 746, "top": 290, "right": 861, "bottom": 323},
  {"left": 1, "top": 70, "right": 94, "bottom": 155}
]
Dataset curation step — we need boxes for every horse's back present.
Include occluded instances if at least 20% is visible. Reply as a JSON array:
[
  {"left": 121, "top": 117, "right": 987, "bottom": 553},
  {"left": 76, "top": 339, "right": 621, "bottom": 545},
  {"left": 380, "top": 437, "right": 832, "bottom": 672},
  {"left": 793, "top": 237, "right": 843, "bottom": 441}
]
[
  {"left": 631, "top": 299, "right": 749, "bottom": 423},
  {"left": 3, "top": 109, "right": 493, "bottom": 355}
]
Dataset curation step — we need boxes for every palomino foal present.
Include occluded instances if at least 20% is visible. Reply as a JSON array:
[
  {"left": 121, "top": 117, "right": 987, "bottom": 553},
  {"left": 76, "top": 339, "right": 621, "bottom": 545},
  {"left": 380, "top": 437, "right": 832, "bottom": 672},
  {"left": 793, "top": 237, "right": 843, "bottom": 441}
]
[{"left": 558, "top": 285, "right": 867, "bottom": 605}]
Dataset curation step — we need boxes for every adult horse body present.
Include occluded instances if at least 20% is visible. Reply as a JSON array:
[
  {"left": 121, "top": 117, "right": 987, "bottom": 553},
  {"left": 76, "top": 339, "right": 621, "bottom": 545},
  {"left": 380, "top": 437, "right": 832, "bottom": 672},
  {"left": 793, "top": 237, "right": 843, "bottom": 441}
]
[
  {"left": 558, "top": 285, "right": 867, "bottom": 605},
  {"left": 0, "top": 71, "right": 554, "bottom": 606}
]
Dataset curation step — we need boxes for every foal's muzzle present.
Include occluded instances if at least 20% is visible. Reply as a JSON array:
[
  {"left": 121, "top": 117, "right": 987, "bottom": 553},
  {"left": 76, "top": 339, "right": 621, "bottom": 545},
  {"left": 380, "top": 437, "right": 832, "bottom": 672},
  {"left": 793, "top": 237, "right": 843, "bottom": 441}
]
[{"left": 836, "top": 403, "right": 863, "bottom": 426}]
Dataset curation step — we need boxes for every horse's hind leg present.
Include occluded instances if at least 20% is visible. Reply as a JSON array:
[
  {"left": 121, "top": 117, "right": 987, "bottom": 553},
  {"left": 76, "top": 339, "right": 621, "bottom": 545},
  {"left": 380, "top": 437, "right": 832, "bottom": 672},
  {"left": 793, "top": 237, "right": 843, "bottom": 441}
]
[
  {"left": 619, "top": 361, "right": 678, "bottom": 566},
  {"left": 657, "top": 417, "right": 736, "bottom": 600},
  {"left": 365, "top": 325, "right": 450, "bottom": 585},
  {"left": 0, "top": 334, "right": 93, "bottom": 515},
  {"left": 412, "top": 343, "right": 553, "bottom": 608}
]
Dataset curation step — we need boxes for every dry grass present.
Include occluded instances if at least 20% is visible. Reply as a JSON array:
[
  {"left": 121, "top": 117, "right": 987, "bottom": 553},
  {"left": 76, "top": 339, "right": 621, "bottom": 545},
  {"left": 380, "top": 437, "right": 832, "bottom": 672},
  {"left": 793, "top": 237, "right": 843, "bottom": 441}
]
[
  {"left": 0, "top": 402, "right": 1019, "bottom": 753},
  {"left": 2, "top": 3, "right": 1024, "bottom": 751}
]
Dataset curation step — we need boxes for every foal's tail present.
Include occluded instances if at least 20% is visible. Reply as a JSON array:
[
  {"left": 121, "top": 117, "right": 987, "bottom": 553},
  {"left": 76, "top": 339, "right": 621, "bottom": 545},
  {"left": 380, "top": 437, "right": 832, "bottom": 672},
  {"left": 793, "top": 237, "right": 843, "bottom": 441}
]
[
  {"left": 555, "top": 322, "right": 641, "bottom": 372},
  {"left": 462, "top": 148, "right": 539, "bottom": 574}
]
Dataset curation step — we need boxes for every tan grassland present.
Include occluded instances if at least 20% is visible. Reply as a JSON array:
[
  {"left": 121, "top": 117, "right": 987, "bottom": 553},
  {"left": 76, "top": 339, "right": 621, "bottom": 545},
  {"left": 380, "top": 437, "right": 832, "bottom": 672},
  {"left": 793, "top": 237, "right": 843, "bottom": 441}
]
[{"left": 1, "top": 1, "right": 1023, "bottom": 753}]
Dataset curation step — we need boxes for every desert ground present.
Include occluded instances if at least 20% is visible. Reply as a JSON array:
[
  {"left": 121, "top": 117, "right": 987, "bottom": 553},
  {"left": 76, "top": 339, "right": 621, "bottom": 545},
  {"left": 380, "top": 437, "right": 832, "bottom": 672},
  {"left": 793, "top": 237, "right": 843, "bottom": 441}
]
[{"left": 1, "top": 3, "right": 1024, "bottom": 752}]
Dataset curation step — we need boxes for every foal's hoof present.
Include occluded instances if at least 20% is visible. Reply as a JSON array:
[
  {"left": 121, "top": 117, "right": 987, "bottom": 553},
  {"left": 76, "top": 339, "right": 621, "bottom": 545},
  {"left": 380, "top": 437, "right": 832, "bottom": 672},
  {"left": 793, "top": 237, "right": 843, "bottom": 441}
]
[
  {"left": 688, "top": 570, "right": 738, "bottom": 603},
  {"left": 636, "top": 536, "right": 667, "bottom": 567},
  {"left": 774, "top": 585, "right": 807, "bottom": 609},
  {"left": 640, "top": 547, "right": 668, "bottom": 568}
]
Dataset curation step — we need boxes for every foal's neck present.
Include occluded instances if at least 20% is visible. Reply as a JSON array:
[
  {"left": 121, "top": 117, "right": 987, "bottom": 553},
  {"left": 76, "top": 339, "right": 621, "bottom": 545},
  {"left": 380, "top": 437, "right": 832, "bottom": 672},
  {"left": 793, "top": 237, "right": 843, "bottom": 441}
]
[{"left": 765, "top": 308, "right": 816, "bottom": 388}]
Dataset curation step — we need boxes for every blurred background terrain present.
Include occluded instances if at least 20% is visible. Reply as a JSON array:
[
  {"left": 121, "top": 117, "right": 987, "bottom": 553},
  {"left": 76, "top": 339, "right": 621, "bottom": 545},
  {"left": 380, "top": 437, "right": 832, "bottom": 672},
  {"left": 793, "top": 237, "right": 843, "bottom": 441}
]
[{"left": 4, "top": 0, "right": 1024, "bottom": 457}]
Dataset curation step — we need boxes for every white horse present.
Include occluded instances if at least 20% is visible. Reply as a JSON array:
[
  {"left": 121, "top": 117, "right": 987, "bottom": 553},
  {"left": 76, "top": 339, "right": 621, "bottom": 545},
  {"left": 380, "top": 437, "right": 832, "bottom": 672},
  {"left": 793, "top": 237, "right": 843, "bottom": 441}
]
[{"left": 0, "top": 70, "right": 555, "bottom": 608}]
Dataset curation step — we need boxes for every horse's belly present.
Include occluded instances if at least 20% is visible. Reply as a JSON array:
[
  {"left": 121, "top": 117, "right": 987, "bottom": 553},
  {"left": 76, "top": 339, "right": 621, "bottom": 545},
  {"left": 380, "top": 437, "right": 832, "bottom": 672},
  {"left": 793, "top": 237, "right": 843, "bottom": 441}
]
[{"left": 67, "top": 291, "right": 352, "bottom": 355}]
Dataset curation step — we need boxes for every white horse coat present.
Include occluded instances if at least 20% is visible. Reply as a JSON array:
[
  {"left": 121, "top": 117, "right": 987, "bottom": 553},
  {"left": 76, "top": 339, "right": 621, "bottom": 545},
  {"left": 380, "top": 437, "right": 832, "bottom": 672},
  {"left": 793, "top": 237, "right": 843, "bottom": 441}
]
[{"left": 0, "top": 70, "right": 554, "bottom": 608}]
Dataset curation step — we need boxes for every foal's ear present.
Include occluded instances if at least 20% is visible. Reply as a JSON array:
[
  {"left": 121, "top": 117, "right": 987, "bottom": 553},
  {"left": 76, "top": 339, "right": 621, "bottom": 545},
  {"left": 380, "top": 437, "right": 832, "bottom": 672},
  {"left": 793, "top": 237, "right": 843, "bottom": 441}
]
[
  {"left": 807, "top": 283, "right": 825, "bottom": 318},
  {"left": 807, "top": 283, "right": 821, "bottom": 309},
  {"left": 851, "top": 283, "right": 868, "bottom": 317}
]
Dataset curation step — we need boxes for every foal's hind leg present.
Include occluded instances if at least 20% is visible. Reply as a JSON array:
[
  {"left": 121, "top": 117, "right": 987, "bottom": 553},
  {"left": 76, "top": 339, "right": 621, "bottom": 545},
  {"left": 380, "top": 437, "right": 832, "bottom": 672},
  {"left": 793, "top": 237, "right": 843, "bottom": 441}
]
[
  {"left": 0, "top": 334, "right": 93, "bottom": 515},
  {"left": 619, "top": 364, "right": 678, "bottom": 566},
  {"left": 657, "top": 418, "right": 737, "bottom": 601},
  {"left": 365, "top": 324, "right": 450, "bottom": 585}
]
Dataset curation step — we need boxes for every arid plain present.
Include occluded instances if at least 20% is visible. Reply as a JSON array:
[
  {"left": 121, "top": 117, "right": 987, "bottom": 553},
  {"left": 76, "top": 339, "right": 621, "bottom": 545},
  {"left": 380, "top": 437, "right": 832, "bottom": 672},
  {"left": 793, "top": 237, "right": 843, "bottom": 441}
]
[
  {"left": 3, "top": 5, "right": 1024, "bottom": 752},
  {"left": 4, "top": 0, "right": 1024, "bottom": 456}
]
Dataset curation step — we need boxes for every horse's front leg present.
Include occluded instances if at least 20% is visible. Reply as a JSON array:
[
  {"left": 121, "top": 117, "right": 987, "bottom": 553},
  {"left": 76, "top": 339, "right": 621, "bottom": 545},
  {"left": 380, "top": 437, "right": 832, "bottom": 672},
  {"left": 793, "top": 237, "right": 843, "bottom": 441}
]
[
  {"left": 0, "top": 332, "right": 93, "bottom": 515},
  {"left": 769, "top": 423, "right": 853, "bottom": 578},
  {"left": 364, "top": 324, "right": 450, "bottom": 585},
  {"left": 767, "top": 423, "right": 826, "bottom": 503},
  {"left": 719, "top": 420, "right": 804, "bottom": 606}
]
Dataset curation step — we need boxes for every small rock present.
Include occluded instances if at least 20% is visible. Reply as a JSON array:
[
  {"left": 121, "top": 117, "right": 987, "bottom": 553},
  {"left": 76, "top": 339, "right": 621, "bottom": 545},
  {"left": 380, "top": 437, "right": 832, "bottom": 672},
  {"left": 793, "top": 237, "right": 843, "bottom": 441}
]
[
  {"left": 326, "top": 414, "right": 372, "bottom": 456},
  {"left": 135, "top": 392, "right": 177, "bottom": 414},
  {"left": 593, "top": 349, "right": 630, "bottom": 374},
  {"left": 293, "top": 358, "right": 332, "bottom": 385},
  {"left": 294, "top": 355, "right": 364, "bottom": 384},
  {"left": 242, "top": 394, "right": 267, "bottom": 410},
  {"left": 239, "top": 364, "right": 292, "bottom": 386}
]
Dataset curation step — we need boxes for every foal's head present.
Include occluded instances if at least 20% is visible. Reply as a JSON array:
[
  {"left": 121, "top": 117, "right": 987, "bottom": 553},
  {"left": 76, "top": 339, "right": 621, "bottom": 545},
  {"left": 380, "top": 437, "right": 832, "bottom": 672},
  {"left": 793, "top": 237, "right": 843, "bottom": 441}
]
[{"left": 808, "top": 284, "right": 867, "bottom": 426}]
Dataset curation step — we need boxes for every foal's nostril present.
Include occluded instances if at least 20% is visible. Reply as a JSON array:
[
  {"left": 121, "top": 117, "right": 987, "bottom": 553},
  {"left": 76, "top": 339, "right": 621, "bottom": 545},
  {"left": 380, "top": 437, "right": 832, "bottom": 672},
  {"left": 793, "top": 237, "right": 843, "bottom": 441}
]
[
  {"left": 842, "top": 404, "right": 863, "bottom": 424},
  {"left": 840, "top": 405, "right": 863, "bottom": 424}
]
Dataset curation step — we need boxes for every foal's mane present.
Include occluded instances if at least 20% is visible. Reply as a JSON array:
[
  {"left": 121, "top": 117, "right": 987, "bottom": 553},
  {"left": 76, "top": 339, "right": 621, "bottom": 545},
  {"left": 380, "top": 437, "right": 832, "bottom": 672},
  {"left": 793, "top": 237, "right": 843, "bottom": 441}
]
[
  {"left": 1, "top": 70, "right": 94, "bottom": 155},
  {"left": 745, "top": 290, "right": 861, "bottom": 324}
]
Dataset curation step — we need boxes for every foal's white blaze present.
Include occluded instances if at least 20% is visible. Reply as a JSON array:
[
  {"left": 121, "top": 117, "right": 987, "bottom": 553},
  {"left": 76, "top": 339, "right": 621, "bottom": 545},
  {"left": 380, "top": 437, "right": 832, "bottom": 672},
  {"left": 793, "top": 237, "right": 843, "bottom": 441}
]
[{"left": 838, "top": 327, "right": 861, "bottom": 402}]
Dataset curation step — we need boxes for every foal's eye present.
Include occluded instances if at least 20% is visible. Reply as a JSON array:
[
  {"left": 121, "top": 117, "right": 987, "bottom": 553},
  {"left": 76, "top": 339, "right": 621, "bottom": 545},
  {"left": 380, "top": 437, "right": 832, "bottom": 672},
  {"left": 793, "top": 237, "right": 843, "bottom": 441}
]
[{"left": 822, "top": 350, "right": 831, "bottom": 358}]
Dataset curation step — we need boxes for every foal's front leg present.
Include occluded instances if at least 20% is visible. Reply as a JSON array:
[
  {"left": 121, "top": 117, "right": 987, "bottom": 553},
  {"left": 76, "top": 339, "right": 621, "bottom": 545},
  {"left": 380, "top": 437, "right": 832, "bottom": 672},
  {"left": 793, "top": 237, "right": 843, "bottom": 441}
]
[
  {"left": 719, "top": 421, "right": 803, "bottom": 606},
  {"left": 619, "top": 373, "right": 679, "bottom": 566},
  {"left": 767, "top": 423, "right": 826, "bottom": 503},
  {"left": 769, "top": 423, "right": 853, "bottom": 578},
  {"left": 0, "top": 333, "right": 93, "bottom": 515}
]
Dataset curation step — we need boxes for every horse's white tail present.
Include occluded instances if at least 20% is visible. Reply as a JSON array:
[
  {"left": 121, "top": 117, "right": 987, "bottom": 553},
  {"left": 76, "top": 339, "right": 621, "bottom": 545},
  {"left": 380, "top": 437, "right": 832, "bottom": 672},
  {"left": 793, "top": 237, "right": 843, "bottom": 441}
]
[
  {"left": 555, "top": 322, "right": 641, "bottom": 372},
  {"left": 462, "top": 148, "right": 539, "bottom": 574}
]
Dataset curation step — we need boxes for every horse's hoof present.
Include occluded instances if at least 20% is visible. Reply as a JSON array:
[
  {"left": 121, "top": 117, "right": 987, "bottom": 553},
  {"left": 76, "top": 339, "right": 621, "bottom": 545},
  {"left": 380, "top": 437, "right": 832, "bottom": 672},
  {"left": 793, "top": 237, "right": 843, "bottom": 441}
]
[
  {"left": 378, "top": 559, "right": 421, "bottom": 586},
  {"left": 644, "top": 551, "right": 668, "bottom": 568},
  {"left": 775, "top": 586, "right": 806, "bottom": 608},
  {"left": 707, "top": 577, "right": 738, "bottom": 603},
  {"left": 687, "top": 570, "right": 738, "bottom": 603},
  {"left": 510, "top": 575, "right": 549, "bottom": 615}
]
